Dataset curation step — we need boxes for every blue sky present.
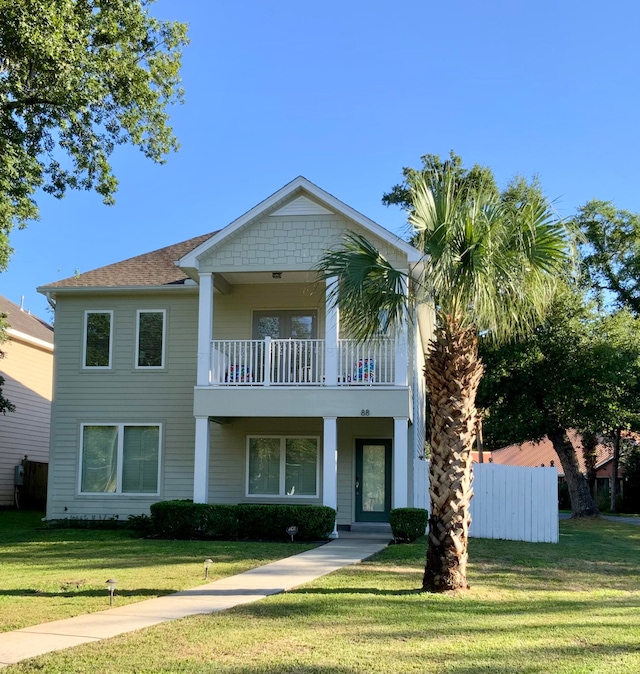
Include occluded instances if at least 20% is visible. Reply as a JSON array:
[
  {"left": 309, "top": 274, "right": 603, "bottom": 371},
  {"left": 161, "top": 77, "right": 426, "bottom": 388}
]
[{"left": 3, "top": 0, "right": 640, "bottom": 319}]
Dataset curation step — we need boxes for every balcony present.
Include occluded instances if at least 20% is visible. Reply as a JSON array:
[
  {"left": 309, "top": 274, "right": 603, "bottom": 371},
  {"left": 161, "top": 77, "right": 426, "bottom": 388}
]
[{"left": 207, "top": 337, "right": 400, "bottom": 387}]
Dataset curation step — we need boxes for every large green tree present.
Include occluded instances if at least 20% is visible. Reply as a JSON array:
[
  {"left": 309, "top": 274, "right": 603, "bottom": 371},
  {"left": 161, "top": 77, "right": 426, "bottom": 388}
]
[
  {"left": 575, "top": 200, "right": 640, "bottom": 314},
  {"left": 319, "top": 163, "right": 571, "bottom": 592},
  {"left": 0, "top": 0, "right": 188, "bottom": 270},
  {"left": 478, "top": 288, "right": 640, "bottom": 516}
]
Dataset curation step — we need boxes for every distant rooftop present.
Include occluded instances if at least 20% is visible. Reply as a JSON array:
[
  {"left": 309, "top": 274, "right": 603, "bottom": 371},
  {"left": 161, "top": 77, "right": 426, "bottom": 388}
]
[{"left": 0, "top": 295, "right": 53, "bottom": 344}]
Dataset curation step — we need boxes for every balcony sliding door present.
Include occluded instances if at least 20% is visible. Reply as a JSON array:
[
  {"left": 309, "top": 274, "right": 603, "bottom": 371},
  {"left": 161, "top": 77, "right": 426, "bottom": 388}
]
[{"left": 253, "top": 311, "right": 317, "bottom": 384}]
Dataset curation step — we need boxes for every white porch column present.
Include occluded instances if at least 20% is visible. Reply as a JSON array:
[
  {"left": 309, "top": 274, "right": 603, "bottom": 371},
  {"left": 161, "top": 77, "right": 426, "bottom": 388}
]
[
  {"left": 197, "top": 272, "right": 214, "bottom": 386},
  {"left": 193, "top": 416, "right": 210, "bottom": 503},
  {"left": 325, "top": 276, "right": 339, "bottom": 386},
  {"left": 393, "top": 417, "right": 409, "bottom": 508},
  {"left": 394, "top": 274, "right": 408, "bottom": 386},
  {"left": 323, "top": 416, "right": 339, "bottom": 538}
]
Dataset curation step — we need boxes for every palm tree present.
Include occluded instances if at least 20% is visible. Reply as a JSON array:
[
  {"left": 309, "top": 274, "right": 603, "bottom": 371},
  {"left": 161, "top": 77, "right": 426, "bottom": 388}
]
[{"left": 319, "top": 170, "right": 572, "bottom": 592}]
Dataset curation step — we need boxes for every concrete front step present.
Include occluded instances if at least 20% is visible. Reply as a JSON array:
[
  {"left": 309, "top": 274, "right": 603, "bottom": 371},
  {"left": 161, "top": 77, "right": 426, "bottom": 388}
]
[{"left": 348, "top": 522, "right": 392, "bottom": 534}]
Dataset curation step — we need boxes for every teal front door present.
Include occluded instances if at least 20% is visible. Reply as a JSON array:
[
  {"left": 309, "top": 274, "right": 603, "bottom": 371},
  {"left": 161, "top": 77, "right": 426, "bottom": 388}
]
[{"left": 355, "top": 439, "right": 392, "bottom": 522}]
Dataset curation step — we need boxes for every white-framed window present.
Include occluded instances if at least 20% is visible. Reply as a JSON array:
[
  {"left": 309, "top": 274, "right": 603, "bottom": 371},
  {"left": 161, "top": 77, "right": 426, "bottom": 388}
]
[
  {"left": 83, "top": 311, "right": 113, "bottom": 369},
  {"left": 246, "top": 436, "right": 319, "bottom": 498},
  {"left": 79, "top": 423, "right": 161, "bottom": 495},
  {"left": 135, "top": 310, "right": 166, "bottom": 369}
]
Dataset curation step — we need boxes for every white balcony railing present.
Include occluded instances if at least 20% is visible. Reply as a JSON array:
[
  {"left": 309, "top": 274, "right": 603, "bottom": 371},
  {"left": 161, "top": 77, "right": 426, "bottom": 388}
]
[
  {"left": 208, "top": 337, "right": 398, "bottom": 387},
  {"left": 210, "top": 338, "right": 325, "bottom": 386},
  {"left": 336, "top": 339, "right": 396, "bottom": 385}
]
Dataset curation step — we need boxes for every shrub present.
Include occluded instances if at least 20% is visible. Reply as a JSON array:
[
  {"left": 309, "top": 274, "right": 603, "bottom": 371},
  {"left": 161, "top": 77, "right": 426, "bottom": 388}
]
[
  {"left": 126, "top": 513, "right": 154, "bottom": 536},
  {"left": 390, "top": 507, "right": 428, "bottom": 543},
  {"left": 148, "top": 501, "right": 336, "bottom": 541}
]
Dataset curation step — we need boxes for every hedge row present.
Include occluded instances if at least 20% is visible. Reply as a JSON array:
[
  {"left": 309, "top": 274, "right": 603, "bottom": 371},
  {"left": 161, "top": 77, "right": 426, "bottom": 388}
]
[
  {"left": 389, "top": 507, "right": 428, "bottom": 542},
  {"left": 148, "top": 500, "right": 336, "bottom": 541}
]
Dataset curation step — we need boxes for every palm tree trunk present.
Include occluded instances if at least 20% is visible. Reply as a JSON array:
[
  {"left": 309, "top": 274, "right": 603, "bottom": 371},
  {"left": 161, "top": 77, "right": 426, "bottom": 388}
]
[
  {"left": 548, "top": 426, "right": 599, "bottom": 517},
  {"left": 423, "top": 316, "right": 483, "bottom": 592}
]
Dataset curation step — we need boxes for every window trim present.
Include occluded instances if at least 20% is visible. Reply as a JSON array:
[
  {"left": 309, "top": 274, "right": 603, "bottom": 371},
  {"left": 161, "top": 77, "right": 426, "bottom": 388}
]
[
  {"left": 245, "top": 435, "right": 320, "bottom": 498},
  {"left": 78, "top": 422, "right": 162, "bottom": 496},
  {"left": 135, "top": 309, "right": 166, "bottom": 370},
  {"left": 82, "top": 310, "right": 113, "bottom": 370}
]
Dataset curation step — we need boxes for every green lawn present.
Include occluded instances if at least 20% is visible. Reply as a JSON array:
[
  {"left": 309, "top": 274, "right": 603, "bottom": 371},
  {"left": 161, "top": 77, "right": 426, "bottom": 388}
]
[
  {"left": 4, "top": 515, "right": 640, "bottom": 673},
  {"left": 0, "top": 510, "right": 315, "bottom": 632}
]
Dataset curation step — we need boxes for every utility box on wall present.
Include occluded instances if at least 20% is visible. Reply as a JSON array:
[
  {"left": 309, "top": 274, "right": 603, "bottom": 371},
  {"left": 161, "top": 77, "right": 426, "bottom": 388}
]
[{"left": 14, "top": 464, "right": 24, "bottom": 486}]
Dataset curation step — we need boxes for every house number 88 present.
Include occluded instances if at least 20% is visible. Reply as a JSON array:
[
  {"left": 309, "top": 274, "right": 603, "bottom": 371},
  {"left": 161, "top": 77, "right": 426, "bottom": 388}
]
[{"left": 360, "top": 409, "right": 370, "bottom": 416}]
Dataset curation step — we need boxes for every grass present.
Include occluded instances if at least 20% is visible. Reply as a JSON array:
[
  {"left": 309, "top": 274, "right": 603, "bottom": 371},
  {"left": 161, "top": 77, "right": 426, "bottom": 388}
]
[
  {"left": 3, "top": 515, "right": 640, "bottom": 673},
  {"left": 0, "top": 510, "right": 316, "bottom": 632}
]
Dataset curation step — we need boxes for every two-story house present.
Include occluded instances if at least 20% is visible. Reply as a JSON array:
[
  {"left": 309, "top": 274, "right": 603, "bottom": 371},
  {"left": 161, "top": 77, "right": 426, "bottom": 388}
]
[{"left": 38, "top": 177, "right": 432, "bottom": 532}]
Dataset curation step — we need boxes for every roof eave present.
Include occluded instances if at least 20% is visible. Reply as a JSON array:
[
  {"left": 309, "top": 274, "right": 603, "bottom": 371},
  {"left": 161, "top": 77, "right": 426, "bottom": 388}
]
[{"left": 37, "top": 283, "right": 199, "bottom": 298}]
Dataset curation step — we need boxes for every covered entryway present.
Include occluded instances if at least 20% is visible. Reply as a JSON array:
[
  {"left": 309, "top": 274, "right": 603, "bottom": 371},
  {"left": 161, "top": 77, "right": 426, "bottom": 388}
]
[{"left": 355, "top": 439, "right": 392, "bottom": 522}]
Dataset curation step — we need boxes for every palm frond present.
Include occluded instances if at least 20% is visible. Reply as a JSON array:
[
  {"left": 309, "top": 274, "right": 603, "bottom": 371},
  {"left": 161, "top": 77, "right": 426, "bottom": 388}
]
[{"left": 317, "top": 232, "right": 409, "bottom": 342}]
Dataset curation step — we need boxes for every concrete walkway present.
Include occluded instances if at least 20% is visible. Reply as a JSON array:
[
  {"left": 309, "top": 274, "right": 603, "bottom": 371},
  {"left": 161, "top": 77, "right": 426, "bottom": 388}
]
[{"left": 0, "top": 534, "right": 390, "bottom": 669}]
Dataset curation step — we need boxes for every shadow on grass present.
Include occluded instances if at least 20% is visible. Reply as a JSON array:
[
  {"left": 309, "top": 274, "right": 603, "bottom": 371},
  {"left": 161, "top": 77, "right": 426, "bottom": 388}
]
[{"left": 0, "top": 588, "right": 178, "bottom": 598}]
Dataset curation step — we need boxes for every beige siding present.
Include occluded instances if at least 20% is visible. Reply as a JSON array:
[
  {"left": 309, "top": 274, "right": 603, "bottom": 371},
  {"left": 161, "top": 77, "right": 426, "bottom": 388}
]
[
  {"left": 199, "top": 213, "right": 408, "bottom": 272},
  {"left": 213, "top": 283, "right": 325, "bottom": 340},
  {"left": 0, "top": 337, "right": 53, "bottom": 505},
  {"left": 46, "top": 290, "right": 199, "bottom": 519},
  {"left": 209, "top": 418, "right": 324, "bottom": 505}
]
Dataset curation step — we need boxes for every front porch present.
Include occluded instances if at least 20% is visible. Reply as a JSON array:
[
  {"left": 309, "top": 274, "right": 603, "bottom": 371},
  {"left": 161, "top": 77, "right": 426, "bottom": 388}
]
[{"left": 190, "top": 415, "right": 413, "bottom": 527}]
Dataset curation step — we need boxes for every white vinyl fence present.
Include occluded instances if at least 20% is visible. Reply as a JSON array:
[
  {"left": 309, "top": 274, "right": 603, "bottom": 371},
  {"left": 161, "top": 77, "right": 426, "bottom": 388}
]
[{"left": 469, "top": 464, "right": 559, "bottom": 543}]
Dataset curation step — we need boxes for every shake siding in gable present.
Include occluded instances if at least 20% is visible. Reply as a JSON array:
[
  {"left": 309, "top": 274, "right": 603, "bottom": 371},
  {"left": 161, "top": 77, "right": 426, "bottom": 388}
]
[
  {"left": 199, "top": 214, "right": 408, "bottom": 272},
  {"left": 46, "top": 291, "right": 199, "bottom": 519}
]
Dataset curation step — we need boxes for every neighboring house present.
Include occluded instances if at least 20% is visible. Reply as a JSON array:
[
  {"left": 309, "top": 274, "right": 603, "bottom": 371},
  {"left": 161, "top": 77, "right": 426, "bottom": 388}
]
[
  {"left": 38, "top": 177, "right": 433, "bottom": 530},
  {"left": 0, "top": 295, "right": 54, "bottom": 506},
  {"left": 489, "top": 430, "right": 626, "bottom": 495}
]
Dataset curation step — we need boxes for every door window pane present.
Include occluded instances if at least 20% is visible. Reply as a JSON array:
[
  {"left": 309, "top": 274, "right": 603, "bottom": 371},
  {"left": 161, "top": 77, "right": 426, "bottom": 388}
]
[
  {"left": 289, "top": 315, "right": 314, "bottom": 339},
  {"left": 122, "top": 426, "right": 159, "bottom": 493},
  {"left": 137, "top": 311, "right": 164, "bottom": 367},
  {"left": 85, "top": 312, "right": 112, "bottom": 367},
  {"left": 362, "top": 444, "right": 386, "bottom": 512},
  {"left": 248, "top": 438, "right": 280, "bottom": 494},
  {"left": 255, "top": 316, "right": 281, "bottom": 339},
  {"left": 285, "top": 438, "right": 317, "bottom": 495},
  {"left": 81, "top": 426, "right": 118, "bottom": 493}
]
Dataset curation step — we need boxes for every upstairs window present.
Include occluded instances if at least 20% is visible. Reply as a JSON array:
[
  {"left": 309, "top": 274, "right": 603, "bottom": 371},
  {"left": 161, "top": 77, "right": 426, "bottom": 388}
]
[
  {"left": 84, "top": 311, "right": 113, "bottom": 368},
  {"left": 136, "top": 310, "right": 165, "bottom": 368}
]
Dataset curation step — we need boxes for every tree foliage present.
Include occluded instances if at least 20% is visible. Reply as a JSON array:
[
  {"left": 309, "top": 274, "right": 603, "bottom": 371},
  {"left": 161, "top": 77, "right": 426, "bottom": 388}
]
[
  {"left": 0, "top": 0, "right": 188, "bottom": 269},
  {"left": 478, "top": 285, "right": 640, "bottom": 515},
  {"left": 382, "top": 150, "right": 498, "bottom": 214},
  {"left": 575, "top": 200, "right": 640, "bottom": 314}
]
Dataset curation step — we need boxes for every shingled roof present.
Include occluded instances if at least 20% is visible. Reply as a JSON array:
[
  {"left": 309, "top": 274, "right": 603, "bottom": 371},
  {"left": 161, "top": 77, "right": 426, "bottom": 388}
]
[
  {"left": 40, "top": 231, "right": 216, "bottom": 290},
  {"left": 0, "top": 295, "right": 53, "bottom": 344}
]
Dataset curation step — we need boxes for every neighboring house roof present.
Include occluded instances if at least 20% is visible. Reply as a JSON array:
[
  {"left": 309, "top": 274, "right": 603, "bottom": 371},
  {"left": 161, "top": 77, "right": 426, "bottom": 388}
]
[
  {"left": 0, "top": 295, "right": 53, "bottom": 345},
  {"left": 489, "top": 430, "right": 633, "bottom": 476},
  {"left": 39, "top": 232, "right": 216, "bottom": 291}
]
